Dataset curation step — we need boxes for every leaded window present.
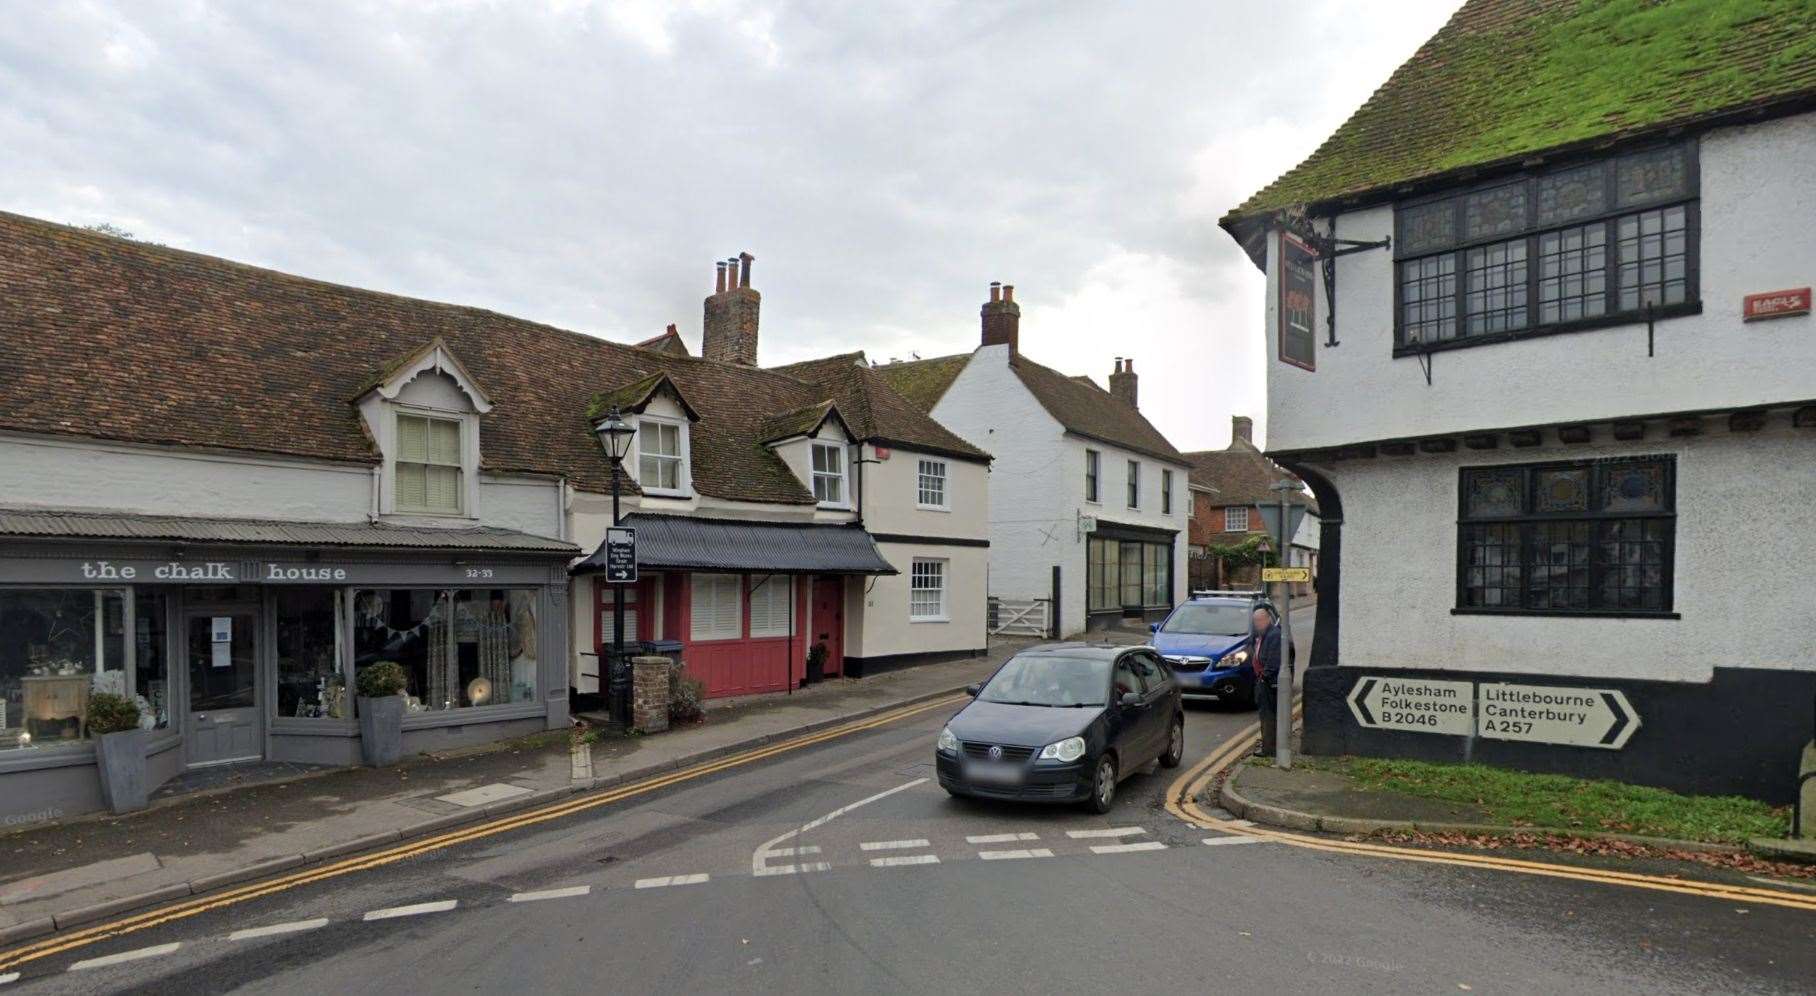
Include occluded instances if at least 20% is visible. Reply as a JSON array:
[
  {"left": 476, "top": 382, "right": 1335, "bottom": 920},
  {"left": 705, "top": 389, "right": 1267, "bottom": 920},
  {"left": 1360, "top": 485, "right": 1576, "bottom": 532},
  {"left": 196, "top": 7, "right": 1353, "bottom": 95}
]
[
  {"left": 1395, "top": 141, "right": 1697, "bottom": 351},
  {"left": 1457, "top": 457, "right": 1675, "bottom": 616}
]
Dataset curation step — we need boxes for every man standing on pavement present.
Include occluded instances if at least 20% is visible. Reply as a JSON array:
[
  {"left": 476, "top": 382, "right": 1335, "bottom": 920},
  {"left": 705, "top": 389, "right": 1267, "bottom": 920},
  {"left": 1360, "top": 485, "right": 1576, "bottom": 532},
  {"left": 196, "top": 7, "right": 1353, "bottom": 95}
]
[{"left": 1248, "top": 606, "right": 1292, "bottom": 755}]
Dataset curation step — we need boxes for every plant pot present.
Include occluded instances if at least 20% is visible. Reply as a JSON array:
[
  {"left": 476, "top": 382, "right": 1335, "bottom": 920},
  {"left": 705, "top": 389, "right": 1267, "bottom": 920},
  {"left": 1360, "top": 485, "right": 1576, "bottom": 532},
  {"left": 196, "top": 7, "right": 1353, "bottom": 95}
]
[
  {"left": 357, "top": 694, "right": 406, "bottom": 767},
  {"left": 94, "top": 728, "right": 149, "bottom": 814}
]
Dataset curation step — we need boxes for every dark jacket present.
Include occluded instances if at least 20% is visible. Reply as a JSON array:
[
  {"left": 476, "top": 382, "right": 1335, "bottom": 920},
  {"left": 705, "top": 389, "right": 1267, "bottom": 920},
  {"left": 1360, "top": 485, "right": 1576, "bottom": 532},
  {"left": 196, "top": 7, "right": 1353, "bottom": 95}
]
[{"left": 1251, "top": 625, "right": 1294, "bottom": 683}]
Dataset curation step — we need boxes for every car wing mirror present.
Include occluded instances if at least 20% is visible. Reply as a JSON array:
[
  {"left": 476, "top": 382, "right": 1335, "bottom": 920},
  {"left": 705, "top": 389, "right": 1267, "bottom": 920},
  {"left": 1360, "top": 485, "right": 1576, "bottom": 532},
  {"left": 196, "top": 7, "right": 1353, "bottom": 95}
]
[
  {"left": 966, "top": 684, "right": 982, "bottom": 697},
  {"left": 1148, "top": 623, "right": 1159, "bottom": 634},
  {"left": 1119, "top": 691, "right": 1140, "bottom": 708}
]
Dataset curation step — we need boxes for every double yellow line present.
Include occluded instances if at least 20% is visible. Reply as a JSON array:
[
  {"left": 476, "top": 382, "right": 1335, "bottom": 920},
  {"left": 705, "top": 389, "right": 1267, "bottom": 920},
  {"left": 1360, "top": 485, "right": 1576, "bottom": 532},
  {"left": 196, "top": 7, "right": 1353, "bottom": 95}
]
[
  {"left": 1166, "top": 719, "right": 1816, "bottom": 913},
  {"left": 0, "top": 693, "right": 967, "bottom": 972}
]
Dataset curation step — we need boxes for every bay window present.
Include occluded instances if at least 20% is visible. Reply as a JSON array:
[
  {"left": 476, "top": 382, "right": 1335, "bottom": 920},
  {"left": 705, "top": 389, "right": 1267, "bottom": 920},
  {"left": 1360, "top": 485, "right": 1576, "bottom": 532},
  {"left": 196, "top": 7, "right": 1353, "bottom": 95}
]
[{"left": 1395, "top": 141, "right": 1697, "bottom": 352}]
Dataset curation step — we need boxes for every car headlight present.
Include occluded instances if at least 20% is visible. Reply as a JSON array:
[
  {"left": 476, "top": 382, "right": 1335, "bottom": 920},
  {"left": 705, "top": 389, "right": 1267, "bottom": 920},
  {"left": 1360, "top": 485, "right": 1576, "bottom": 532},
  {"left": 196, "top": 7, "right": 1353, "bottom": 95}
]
[
  {"left": 937, "top": 726, "right": 960, "bottom": 754},
  {"left": 1225, "top": 650, "right": 1249, "bottom": 666},
  {"left": 1038, "top": 736, "right": 1086, "bottom": 762}
]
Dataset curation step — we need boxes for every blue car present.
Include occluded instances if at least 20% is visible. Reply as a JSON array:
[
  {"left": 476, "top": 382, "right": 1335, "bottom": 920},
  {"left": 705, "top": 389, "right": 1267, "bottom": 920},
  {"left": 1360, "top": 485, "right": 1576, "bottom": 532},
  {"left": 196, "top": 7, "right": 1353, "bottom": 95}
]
[{"left": 1148, "top": 592, "right": 1272, "bottom": 706}]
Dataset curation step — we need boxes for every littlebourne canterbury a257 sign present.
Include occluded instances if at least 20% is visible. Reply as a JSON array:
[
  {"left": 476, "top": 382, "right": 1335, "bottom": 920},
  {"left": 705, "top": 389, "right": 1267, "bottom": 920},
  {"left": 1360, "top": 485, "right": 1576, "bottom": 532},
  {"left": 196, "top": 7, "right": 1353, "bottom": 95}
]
[{"left": 1742, "top": 287, "right": 1811, "bottom": 321}]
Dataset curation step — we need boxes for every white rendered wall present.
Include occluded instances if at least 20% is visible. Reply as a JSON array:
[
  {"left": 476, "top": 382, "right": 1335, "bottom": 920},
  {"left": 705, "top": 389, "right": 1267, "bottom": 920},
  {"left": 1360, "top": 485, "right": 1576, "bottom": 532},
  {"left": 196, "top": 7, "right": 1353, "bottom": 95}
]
[
  {"left": 930, "top": 344, "right": 1188, "bottom": 636},
  {"left": 847, "top": 543, "right": 989, "bottom": 659},
  {"left": 0, "top": 432, "right": 370, "bottom": 521},
  {"left": 1265, "top": 112, "right": 1816, "bottom": 452},
  {"left": 858, "top": 443, "right": 989, "bottom": 539},
  {"left": 1327, "top": 416, "right": 1815, "bottom": 683}
]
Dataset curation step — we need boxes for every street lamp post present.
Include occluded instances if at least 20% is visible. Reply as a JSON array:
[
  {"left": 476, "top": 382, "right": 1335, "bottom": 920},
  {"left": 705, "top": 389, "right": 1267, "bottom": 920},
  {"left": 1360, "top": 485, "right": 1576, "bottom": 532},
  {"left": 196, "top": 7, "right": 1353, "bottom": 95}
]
[
  {"left": 596, "top": 406, "right": 637, "bottom": 727},
  {"left": 1269, "top": 479, "right": 1300, "bottom": 770}
]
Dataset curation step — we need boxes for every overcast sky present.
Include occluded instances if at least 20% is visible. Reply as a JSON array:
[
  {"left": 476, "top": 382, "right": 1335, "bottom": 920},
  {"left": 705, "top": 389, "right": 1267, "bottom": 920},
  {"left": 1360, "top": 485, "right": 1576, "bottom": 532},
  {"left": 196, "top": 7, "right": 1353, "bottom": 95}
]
[{"left": 0, "top": 0, "right": 1461, "bottom": 450}]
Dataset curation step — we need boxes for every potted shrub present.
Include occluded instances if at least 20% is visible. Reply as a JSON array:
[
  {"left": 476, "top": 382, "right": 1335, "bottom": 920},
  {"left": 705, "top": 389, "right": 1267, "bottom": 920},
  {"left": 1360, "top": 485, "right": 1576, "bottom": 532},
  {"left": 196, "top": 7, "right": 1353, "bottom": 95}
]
[
  {"left": 356, "top": 661, "right": 408, "bottom": 767},
  {"left": 88, "top": 692, "right": 147, "bottom": 814},
  {"left": 805, "top": 642, "right": 828, "bottom": 685},
  {"left": 667, "top": 666, "right": 706, "bottom": 726}
]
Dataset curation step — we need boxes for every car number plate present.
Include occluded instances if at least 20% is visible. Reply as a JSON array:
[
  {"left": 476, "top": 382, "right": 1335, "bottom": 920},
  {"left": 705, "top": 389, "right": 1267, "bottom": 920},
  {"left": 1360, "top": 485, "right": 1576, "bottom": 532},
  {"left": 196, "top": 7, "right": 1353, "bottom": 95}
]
[{"left": 966, "top": 762, "right": 1023, "bottom": 784}]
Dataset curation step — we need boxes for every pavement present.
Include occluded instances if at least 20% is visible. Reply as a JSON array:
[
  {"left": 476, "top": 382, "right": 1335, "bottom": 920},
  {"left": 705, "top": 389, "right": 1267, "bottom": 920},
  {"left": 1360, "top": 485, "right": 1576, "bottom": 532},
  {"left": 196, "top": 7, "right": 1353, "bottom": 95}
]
[{"left": 0, "top": 636, "right": 1102, "bottom": 944}]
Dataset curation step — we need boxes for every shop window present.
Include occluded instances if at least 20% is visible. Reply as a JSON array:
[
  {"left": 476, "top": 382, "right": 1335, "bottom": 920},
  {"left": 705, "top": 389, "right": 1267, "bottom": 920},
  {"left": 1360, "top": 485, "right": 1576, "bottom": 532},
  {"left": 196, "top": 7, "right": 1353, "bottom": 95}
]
[
  {"left": 1088, "top": 537, "right": 1118, "bottom": 613},
  {"left": 276, "top": 588, "right": 345, "bottom": 720},
  {"left": 1457, "top": 457, "right": 1675, "bottom": 615},
  {"left": 396, "top": 413, "right": 463, "bottom": 514},
  {"left": 0, "top": 588, "right": 167, "bottom": 751},
  {"left": 690, "top": 574, "right": 743, "bottom": 641},
  {"left": 352, "top": 588, "right": 539, "bottom": 713},
  {"left": 910, "top": 560, "right": 947, "bottom": 621},
  {"left": 748, "top": 576, "right": 793, "bottom": 638},
  {"left": 812, "top": 442, "right": 847, "bottom": 506}
]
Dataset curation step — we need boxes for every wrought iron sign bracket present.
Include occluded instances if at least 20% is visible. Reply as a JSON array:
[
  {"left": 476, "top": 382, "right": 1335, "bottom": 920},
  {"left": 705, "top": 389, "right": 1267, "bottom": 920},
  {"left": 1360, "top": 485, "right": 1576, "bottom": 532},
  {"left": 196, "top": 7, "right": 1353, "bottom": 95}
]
[{"left": 1290, "top": 217, "right": 1390, "bottom": 349}]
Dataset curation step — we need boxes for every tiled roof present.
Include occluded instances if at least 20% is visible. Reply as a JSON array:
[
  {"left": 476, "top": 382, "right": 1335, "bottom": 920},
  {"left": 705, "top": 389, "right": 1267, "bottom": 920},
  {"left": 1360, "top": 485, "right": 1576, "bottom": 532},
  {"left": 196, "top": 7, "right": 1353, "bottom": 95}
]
[
  {"left": 872, "top": 349, "right": 1185, "bottom": 465},
  {"left": 0, "top": 210, "right": 859, "bottom": 505},
  {"left": 1183, "top": 441, "right": 1318, "bottom": 513},
  {"left": 758, "top": 399, "right": 842, "bottom": 445},
  {"left": 1009, "top": 355, "right": 1188, "bottom": 466},
  {"left": 633, "top": 326, "right": 692, "bottom": 357},
  {"left": 869, "top": 353, "right": 971, "bottom": 411},
  {"left": 772, "top": 353, "right": 991, "bottom": 462},
  {"left": 1223, "top": 0, "right": 1816, "bottom": 232}
]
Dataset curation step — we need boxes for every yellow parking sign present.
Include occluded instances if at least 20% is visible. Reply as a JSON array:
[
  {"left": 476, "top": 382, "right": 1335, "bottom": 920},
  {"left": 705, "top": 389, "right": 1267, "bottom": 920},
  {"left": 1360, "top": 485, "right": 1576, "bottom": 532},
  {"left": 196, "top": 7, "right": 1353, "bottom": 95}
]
[{"left": 1261, "top": 567, "right": 1311, "bottom": 583}]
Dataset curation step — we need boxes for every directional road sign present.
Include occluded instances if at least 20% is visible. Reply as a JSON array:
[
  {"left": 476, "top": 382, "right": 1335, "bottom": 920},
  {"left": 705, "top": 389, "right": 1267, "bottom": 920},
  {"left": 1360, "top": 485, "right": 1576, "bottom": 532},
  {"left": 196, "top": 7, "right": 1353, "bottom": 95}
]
[
  {"left": 1261, "top": 566, "right": 1311, "bottom": 583},
  {"left": 1476, "top": 683, "right": 1640, "bottom": 749},
  {"left": 1347, "top": 677, "right": 1475, "bottom": 737},
  {"left": 604, "top": 526, "right": 637, "bottom": 584}
]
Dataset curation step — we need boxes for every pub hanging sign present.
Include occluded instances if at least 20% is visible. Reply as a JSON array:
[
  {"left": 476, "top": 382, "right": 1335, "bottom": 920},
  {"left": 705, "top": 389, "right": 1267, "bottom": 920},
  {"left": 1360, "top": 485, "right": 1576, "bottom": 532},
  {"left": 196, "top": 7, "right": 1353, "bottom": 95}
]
[{"left": 1278, "top": 231, "right": 1318, "bottom": 372}]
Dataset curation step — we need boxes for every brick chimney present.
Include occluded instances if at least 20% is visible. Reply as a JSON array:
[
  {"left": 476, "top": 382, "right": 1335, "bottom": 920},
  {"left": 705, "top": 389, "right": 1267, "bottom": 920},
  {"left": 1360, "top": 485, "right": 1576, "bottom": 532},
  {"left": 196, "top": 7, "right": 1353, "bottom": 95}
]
[
  {"left": 980, "top": 281, "right": 1020, "bottom": 352},
  {"left": 703, "top": 252, "right": 759, "bottom": 366},
  {"left": 1109, "top": 357, "right": 1138, "bottom": 409},
  {"left": 1231, "top": 415, "right": 1254, "bottom": 447}
]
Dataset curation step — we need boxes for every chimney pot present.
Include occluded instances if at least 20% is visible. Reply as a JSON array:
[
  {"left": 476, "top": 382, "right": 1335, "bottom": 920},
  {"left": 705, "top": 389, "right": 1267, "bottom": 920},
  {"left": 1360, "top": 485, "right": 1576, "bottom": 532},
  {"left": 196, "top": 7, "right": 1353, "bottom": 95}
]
[
  {"left": 703, "top": 252, "right": 760, "bottom": 365},
  {"left": 1110, "top": 355, "right": 1139, "bottom": 409},
  {"left": 1231, "top": 415, "right": 1255, "bottom": 446},
  {"left": 980, "top": 280, "right": 1021, "bottom": 353},
  {"left": 715, "top": 262, "right": 726, "bottom": 293}
]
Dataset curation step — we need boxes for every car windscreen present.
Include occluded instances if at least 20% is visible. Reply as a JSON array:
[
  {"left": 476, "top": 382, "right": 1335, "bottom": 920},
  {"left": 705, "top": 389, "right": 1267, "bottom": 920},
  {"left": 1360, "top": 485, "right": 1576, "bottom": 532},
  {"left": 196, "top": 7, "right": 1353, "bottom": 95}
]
[
  {"left": 978, "top": 655, "right": 1109, "bottom": 708},
  {"left": 1160, "top": 603, "right": 1252, "bottom": 637}
]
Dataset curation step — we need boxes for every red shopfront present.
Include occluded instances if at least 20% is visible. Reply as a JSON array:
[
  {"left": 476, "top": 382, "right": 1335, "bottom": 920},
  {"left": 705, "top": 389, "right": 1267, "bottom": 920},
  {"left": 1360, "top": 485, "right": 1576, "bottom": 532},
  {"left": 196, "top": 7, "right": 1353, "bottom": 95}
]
[{"left": 579, "top": 514, "right": 893, "bottom": 701}]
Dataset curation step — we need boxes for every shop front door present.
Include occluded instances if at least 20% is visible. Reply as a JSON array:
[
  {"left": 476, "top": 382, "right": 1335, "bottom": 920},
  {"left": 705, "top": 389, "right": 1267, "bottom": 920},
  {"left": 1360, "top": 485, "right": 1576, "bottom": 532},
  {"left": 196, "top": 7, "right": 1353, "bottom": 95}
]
[{"left": 184, "top": 608, "right": 262, "bottom": 766}]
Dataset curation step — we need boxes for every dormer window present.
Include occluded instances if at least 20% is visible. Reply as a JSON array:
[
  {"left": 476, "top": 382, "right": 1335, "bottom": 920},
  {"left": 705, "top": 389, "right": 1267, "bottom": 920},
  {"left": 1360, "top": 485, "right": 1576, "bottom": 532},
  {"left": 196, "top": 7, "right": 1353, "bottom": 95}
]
[
  {"left": 396, "top": 413, "right": 464, "bottom": 514},
  {"left": 812, "top": 441, "right": 847, "bottom": 506},
  {"left": 636, "top": 416, "right": 689, "bottom": 495}
]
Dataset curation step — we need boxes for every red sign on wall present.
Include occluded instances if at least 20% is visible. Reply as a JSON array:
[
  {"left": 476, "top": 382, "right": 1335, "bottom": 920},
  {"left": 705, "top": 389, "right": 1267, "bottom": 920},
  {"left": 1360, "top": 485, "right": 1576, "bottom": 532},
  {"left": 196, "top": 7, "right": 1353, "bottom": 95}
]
[{"left": 1742, "top": 287, "right": 1811, "bottom": 321}]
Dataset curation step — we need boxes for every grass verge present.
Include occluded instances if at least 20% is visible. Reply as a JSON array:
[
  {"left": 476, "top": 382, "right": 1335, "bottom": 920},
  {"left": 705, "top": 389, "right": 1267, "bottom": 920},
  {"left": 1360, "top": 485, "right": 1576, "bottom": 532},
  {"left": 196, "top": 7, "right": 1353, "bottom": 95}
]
[{"left": 1289, "top": 756, "right": 1790, "bottom": 845}]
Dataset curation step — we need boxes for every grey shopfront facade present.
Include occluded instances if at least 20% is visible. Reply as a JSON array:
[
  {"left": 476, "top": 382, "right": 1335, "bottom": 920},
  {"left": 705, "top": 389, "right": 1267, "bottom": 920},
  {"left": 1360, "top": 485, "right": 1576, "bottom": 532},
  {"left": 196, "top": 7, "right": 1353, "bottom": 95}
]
[{"left": 0, "top": 522, "right": 575, "bottom": 822}]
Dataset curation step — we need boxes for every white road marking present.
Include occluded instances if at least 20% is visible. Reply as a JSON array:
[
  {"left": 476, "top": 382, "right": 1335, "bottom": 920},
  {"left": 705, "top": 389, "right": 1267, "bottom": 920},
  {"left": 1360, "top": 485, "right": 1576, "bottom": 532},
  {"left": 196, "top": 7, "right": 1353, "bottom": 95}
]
[
  {"left": 363, "top": 900, "right": 458, "bottom": 920},
  {"left": 752, "top": 777, "right": 928, "bottom": 876},
  {"left": 767, "top": 846, "right": 822, "bottom": 858},
  {"left": 68, "top": 943, "right": 182, "bottom": 971},
  {"left": 228, "top": 918, "right": 330, "bottom": 941},
  {"left": 1066, "top": 827, "right": 1146, "bottom": 839},
  {"left": 869, "top": 854, "right": 941, "bottom": 868},
  {"left": 1226, "top": 819, "right": 1256, "bottom": 829},
  {"left": 978, "top": 848, "right": 1053, "bottom": 861},
  {"left": 752, "top": 862, "right": 833, "bottom": 877},
  {"left": 965, "top": 832, "right": 1039, "bottom": 844},
  {"left": 1090, "top": 841, "right": 1167, "bottom": 855},
  {"left": 508, "top": 886, "right": 593, "bottom": 903},
  {"left": 635, "top": 874, "right": 710, "bottom": 889},
  {"left": 0, "top": 972, "right": 19, "bottom": 985},
  {"left": 860, "top": 839, "right": 931, "bottom": 852},
  {"left": 1203, "top": 835, "right": 1265, "bottom": 847}
]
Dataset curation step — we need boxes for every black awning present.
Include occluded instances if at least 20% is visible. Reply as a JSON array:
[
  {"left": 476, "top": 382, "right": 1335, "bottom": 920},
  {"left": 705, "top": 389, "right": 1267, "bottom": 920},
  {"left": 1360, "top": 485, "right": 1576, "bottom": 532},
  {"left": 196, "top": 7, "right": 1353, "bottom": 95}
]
[{"left": 572, "top": 513, "right": 897, "bottom": 576}]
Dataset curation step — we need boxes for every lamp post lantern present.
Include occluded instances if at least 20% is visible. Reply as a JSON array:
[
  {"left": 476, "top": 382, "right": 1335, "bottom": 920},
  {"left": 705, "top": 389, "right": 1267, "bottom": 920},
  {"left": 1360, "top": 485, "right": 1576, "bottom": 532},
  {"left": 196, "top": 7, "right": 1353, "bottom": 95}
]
[{"left": 596, "top": 406, "right": 637, "bottom": 726}]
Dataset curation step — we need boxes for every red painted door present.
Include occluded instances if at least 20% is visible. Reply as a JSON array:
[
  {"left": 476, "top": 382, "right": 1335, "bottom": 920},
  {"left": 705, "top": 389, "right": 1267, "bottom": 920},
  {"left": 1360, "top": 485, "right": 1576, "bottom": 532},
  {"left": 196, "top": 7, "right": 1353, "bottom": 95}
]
[{"left": 811, "top": 577, "right": 844, "bottom": 678}]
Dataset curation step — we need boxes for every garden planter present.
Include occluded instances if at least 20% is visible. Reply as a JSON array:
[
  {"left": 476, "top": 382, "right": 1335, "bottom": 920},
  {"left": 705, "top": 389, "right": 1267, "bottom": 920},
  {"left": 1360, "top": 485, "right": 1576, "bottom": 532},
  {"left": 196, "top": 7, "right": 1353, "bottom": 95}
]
[
  {"left": 357, "top": 694, "right": 405, "bottom": 767},
  {"left": 94, "top": 728, "right": 149, "bottom": 814}
]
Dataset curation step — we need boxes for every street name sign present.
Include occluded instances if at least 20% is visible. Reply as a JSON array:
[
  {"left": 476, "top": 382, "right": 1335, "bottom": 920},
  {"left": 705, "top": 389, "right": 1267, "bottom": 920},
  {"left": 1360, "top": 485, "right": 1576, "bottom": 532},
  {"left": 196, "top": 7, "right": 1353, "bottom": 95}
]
[
  {"left": 1476, "top": 683, "right": 1640, "bottom": 749},
  {"left": 1347, "top": 677, "right": 1474, "bottom": 736},
  {"left": 1261, "top": 566, "right": 1311, "bottom": 583},
  {"left": 604, "top": 527, "right": 637, "bottom": 583}
]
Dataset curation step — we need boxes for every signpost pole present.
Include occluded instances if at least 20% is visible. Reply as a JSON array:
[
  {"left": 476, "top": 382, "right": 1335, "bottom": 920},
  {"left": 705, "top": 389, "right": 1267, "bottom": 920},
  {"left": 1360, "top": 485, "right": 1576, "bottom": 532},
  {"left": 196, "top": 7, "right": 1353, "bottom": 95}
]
[{"left": 1272, "top": 483, "right": 1294, "bottom": 770}]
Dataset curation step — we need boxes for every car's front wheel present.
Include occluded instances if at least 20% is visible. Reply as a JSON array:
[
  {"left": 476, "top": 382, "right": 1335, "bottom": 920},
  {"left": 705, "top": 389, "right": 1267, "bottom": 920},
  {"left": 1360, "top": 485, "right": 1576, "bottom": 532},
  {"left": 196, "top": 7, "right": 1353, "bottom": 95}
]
[
  {"left": 1160, "top": 715, "right": 1184, "bottom": 768},
  {"left": 1086, "top": 753, "right": 1118, "bottom": 814}
]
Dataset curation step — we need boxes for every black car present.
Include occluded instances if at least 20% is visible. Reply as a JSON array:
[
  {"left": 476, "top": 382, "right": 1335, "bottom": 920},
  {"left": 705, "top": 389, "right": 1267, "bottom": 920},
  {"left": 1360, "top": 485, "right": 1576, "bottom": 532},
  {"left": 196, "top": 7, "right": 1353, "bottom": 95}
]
[{"left": 935, "top": 643, "right": 1184, "bottom": 813}]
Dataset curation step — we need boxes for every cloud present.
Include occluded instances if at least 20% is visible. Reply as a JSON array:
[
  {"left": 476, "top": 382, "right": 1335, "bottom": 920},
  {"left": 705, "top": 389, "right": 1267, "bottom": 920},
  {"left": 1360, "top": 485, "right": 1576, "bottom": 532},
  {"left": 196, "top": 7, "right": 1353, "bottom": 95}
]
[{"left": 0, "top": 0, "right": 1462, "bottom": 452}]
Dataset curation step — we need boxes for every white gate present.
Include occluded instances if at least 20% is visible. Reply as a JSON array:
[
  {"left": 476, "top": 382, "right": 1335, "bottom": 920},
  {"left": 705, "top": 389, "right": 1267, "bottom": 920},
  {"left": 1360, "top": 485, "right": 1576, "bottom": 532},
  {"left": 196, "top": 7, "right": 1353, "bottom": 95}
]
[{"left": 989, "top": 597, "right": 1050, "bottom": 637}]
